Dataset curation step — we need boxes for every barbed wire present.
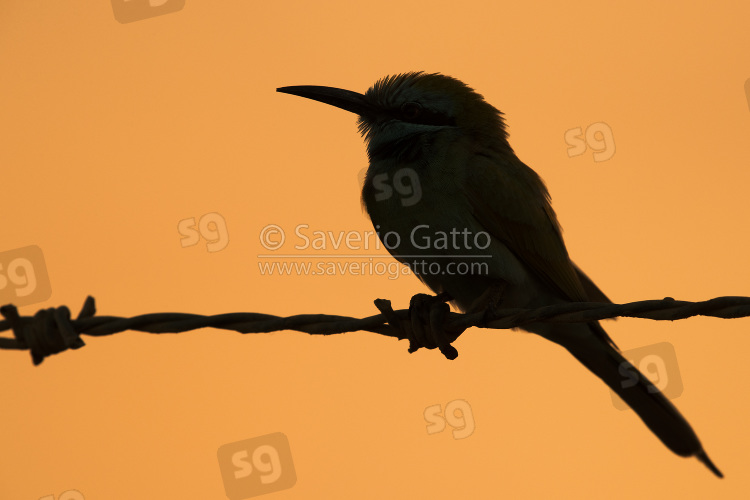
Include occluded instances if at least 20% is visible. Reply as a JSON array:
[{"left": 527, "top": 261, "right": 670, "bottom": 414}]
[{"left": 2, "top": 295, "right": 749, "bottom": 366}]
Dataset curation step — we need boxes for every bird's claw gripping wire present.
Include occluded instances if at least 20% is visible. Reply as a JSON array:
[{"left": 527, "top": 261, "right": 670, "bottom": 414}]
[{"left": 375, "top": 292, "right": 460, "bottom": 360}]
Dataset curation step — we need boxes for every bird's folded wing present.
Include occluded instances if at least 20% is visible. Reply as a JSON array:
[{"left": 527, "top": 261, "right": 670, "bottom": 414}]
[
  {"left": 573, "top": 262, "right": 612, "bottom": 304},
  {"left": 464, "top": 154, "right": 589, "bottom": 303}
]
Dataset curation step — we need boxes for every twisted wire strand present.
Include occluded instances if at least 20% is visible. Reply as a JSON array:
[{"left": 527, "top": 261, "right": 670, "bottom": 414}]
[{"left": 2, "top": 295, "right": 749, "bottom": 365}]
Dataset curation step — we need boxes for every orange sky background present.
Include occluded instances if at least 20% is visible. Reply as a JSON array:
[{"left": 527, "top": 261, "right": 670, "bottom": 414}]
[{"left": 2, "top": 1, "right": 750, "bottom": 498}]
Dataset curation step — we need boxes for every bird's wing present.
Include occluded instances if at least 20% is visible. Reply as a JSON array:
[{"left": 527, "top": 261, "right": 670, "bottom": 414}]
[
  {"left": 464, "top": 154, "right": 589, "bottom": 303},
  {"left": 573, "top": 262, "right": 612, "bottom": 304}
]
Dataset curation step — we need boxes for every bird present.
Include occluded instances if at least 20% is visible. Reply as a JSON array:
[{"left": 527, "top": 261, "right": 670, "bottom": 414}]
[{"left": 277, "top": 72, "right": 722, "bottom": 477}]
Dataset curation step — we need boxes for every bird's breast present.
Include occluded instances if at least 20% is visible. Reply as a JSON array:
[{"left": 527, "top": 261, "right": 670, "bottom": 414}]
[
  {"left": 360, "top": 135, "right": 531, "bottom": 309},
  {"left": 362, "top": 138, "right": 474, "bottom": 258}
]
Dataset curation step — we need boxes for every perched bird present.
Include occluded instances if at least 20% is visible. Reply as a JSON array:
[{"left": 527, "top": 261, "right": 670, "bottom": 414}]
[{"left": 277, "top": 72, "right": 722, "bottom": 477}]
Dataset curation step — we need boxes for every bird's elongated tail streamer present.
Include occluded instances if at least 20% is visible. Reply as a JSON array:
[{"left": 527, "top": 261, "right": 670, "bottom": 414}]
[{"left": 543, "top": 322, "right": 722, "bottom": 478}]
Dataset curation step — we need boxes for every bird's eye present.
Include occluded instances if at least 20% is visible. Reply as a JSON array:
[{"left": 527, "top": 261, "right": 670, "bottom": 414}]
[{"left": 400, "top": 102, "right": 422, "bottom": 120}]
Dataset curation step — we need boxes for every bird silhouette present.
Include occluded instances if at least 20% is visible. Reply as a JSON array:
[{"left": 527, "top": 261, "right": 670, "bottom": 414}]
[{"left": 277, "top": 72, "right": 722, "bottom": 477}]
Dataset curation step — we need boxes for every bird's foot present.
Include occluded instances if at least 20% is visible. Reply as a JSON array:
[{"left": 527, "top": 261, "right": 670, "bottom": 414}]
[
  {"left": 407, "top": 292, "right": 454, "bottom": 356},
  {"left": 464, "top": 282, "right": 509, "bottom": 328},
  {"left": 374, "top": 292, "right": 463, "bottom": 360}
]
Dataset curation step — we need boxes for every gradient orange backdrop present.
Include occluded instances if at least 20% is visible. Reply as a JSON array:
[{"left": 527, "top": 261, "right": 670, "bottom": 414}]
[{"left": 2, "top": 1, "right": 750, "bottom": 499}]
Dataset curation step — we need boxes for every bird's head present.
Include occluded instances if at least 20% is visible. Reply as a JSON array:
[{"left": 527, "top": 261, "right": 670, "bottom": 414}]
[{"left": 277, "top": 72, "right": 512, "bottom": 159}]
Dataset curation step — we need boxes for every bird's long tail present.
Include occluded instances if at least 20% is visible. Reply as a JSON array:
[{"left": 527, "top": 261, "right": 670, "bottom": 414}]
[{"left": 541, "top": 322, "right": 722, "bottom": 478}]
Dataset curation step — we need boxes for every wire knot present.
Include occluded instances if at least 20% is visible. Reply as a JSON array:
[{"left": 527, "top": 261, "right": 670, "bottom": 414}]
[{"left": 0, "top": 296, "right": 95, "bottom": 365}]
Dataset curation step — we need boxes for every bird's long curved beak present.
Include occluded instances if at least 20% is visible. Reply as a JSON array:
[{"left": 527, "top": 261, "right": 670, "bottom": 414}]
[{"left": 276, "top": 85, "right": 377, "bottom": 118}]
